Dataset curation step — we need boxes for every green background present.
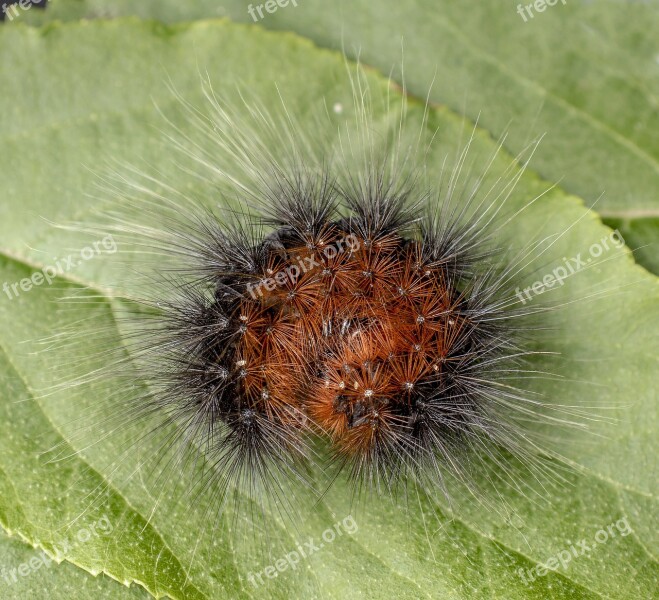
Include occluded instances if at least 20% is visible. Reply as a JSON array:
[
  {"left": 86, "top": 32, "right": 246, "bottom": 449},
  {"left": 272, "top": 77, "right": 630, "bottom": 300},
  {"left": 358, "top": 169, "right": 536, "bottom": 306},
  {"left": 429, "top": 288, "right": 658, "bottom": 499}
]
[{"left": 0, "top": 1, "right": 656, "bottom": 599}]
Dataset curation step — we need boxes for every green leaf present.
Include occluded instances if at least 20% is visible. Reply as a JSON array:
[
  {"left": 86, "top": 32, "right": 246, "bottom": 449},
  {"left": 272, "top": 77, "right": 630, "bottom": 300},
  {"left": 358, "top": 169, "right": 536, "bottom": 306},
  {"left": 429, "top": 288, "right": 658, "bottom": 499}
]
[
  {"left": 602, "top": 216, "right": 659, "bottom": 275},
  {"left": 12, "top": 0, "right": 658, "bottom": 274},
  {"left": 0, "top": 529, "right": 148, "bottom": 599},
  {"left": 0, "top": 18, "right": 656, "bottom": 599}
]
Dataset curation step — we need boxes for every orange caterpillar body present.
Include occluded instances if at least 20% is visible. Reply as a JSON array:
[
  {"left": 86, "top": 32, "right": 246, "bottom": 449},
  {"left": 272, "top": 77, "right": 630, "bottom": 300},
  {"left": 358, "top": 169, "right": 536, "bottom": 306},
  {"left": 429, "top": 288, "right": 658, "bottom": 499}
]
[{"left": 232, "top": 221, "right": 468, "bottom": 474}]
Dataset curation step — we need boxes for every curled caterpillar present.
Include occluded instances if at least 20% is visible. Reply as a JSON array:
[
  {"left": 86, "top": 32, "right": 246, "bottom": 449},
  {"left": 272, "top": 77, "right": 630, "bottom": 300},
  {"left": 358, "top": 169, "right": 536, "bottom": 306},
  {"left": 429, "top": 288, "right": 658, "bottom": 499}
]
[
  {"left": 55, "top": 72, "right": 581, "bottom": 516},
  {"left": 203, "top": 190, "right": 516, "bottom": 489}
]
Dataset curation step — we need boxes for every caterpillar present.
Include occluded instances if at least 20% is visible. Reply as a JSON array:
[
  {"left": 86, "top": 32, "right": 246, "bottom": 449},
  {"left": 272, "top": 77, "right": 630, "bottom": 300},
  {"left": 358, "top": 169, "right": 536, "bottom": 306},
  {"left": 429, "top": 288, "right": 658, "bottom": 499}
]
[{"left": 51, "top": 70, "right": 589, "bottom": 520}]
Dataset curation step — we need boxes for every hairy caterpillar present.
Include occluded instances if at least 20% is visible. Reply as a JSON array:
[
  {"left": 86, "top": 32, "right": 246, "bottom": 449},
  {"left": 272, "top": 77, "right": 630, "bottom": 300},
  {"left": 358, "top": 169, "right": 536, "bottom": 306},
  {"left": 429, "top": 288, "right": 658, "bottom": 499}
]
[{"left": 47, "top": 69, "right": 606, "bottom": 525}]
